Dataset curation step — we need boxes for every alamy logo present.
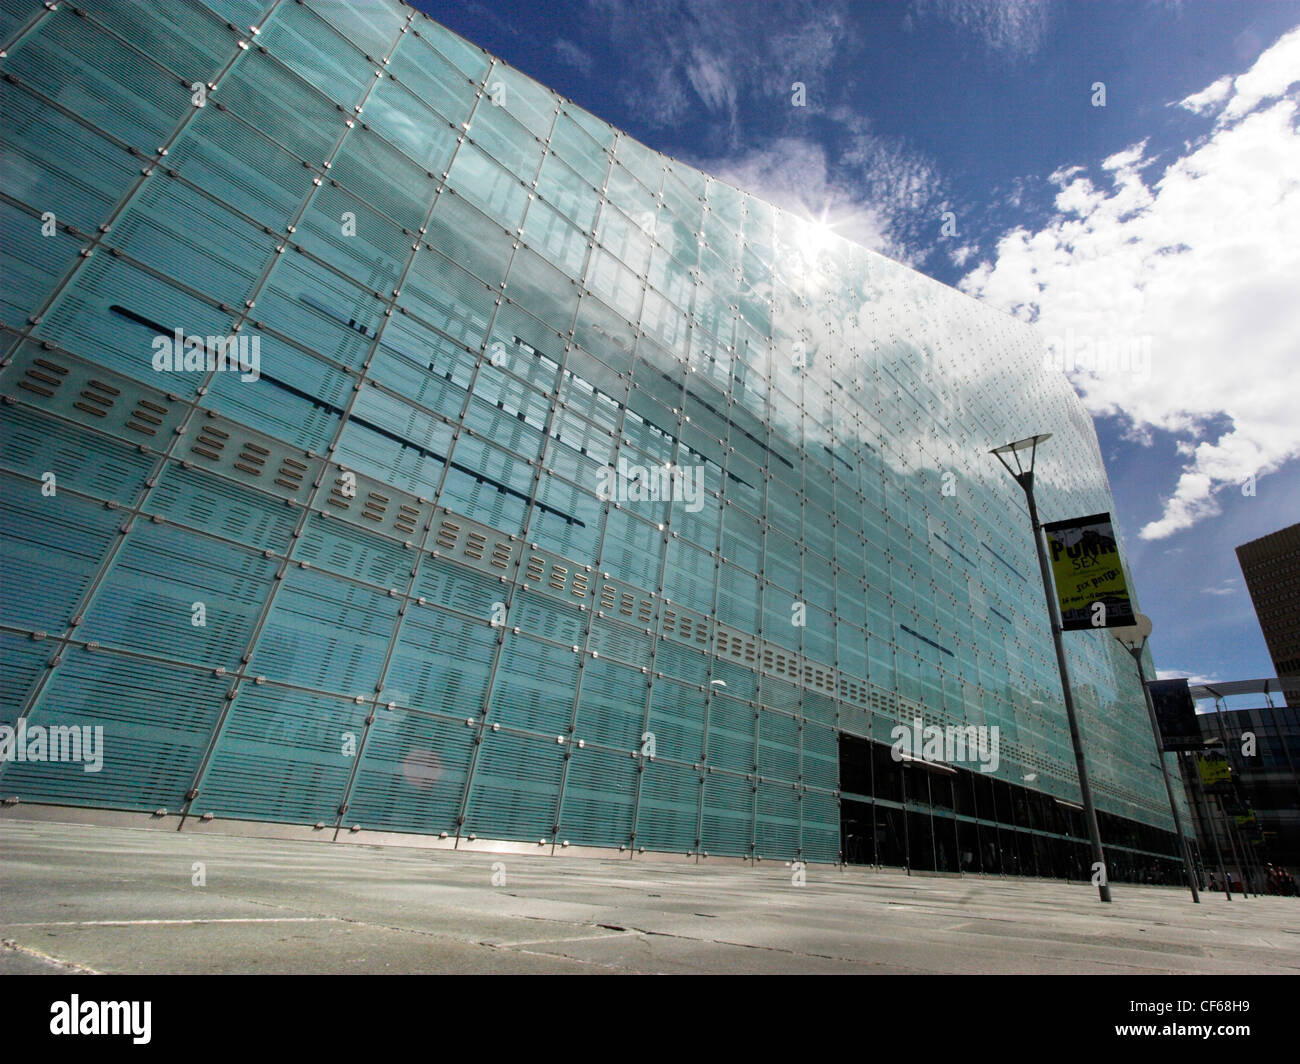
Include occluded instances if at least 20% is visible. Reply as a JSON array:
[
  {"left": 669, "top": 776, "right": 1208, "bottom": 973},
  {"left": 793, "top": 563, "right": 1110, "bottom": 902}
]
[
  {"left": 1042, "top": 330, "right": 1151, "bottom": 383},
  {"left": 595, "top": 458, "right": 705, "bottom": 513},
  {"left": 151, "top": 327, "right": 260, "bottom": 382},
  {"left": 0, "top": 719, "right": 103, "bottom": 773},
  {"left": 50, "top": 996, "right": 151, "bottom": 1044},
  {"left": 890, "top": 717, "right": 1000, "bottom": 773}
]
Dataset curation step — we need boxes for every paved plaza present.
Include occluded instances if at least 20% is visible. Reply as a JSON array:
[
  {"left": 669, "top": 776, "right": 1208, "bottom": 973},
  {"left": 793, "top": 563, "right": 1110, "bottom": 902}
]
[{"left": 3, "top": 816, "right": 1298, "bottom": 975}]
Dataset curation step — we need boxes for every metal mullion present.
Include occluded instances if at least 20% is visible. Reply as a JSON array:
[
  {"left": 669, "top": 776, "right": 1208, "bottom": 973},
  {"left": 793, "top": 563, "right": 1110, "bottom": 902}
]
[
  {"left": 621, "top": 165, "right": 713, "bottom": 860},
  {"left": 0, "top": 0, "right": 56, "bottom": 54},
  {"left": 180, "top": 7, "right": 425, "bottom": 827},
  {"left": 533, "top": 154, "right": 603, "bottom": 237},
  {"left": 591, "top": 267, "right": 682, "bottom": 855},
  {"left": 695, "top": 279, "right": 748, "bottom": 857},
  {"left": 0, "top": 78, "right": 152, "bottom": 170},
  {"left": 327, "top": 451, "right": 441, "bottom": 839},
  {"left": 412, "top": 59, "right": 528, "bottom": 523},
  {"left": 604, "top": 446, "right": 666, "bottom": 856},
  {"left": 4, "top": 4, "right": 290, "bottom": 728},
  {"left": 748, "top": 300, "right": 779, "bottom": 862},
  {"left": 48, "top": 1, "right": 215, "bottom": 88},
  {"left": 697, "top": 427, "right": 734, "bottom": 856},
  {"left": 549, "top": 142, "right": 655, "bottom": 848},
  {"left": 448, "top": 70, "right": 568, "bottom": 846},
  {"left": 11, "top": 1, "right": 286, "bottom": 349},
  {"left": 248, "top": 237, "right": 492, "bottom": 388},
  {"left": 600, "top": 133, "right": 652, "bottom": 345}
]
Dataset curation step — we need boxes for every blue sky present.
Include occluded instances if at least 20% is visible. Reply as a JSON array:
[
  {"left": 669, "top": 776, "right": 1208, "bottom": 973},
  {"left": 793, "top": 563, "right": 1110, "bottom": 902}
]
[{"left": 418, "top": 0, "right": 1300, "bottom": 688}]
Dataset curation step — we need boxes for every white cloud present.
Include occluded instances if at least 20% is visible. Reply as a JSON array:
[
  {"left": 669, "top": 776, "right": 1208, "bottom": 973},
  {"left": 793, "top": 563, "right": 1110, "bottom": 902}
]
[
  {"left": 1178, "top": 75, "right": 1232, "bottom": 115},
  {"left": 962, "top": 25, "right": 1300, "bottom": 540},
  {"left": 911, "top": 0, "right": 1050, "bottom": 57},
  {"left": 1223, "top": 31, "right": 1300, "bottom": 119},
  {"left": 693, "top": 127, "right": 946, "bottom": 265},
  {"left": 1157, "top": 669, "right": 1217, "bottom": 686},
  {"left": 587, "top": 0, "right": 849, "bottom": 140},
  {"left": 949, "top": 244, "right": 976, "bottom": 267},
  {"left": 1173, "top": 38, "right": 1300, "bottom": 122},
  {"left": 1101, "top": 142, "right": 1147, "bottom": 171},
  {"left": 553, "top": 39, "right": 594, "bottom": 77},
  {"left": 684, "top": 45, "right": 737, "bottom": 117},
  {"left": 698, "top": 137, "right": 899, "bottom": 256}
]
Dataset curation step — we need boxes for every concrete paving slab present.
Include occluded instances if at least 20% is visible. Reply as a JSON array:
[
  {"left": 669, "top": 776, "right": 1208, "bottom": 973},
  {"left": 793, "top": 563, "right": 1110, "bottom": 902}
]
[{"left": 3, "top": 818, "right": 1299, "bottom": 974}]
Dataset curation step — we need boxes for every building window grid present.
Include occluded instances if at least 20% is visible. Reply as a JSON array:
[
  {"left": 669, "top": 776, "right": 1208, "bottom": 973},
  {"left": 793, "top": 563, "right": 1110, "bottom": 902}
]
[{"left": 0, "top": 0, "right": 1180, "bottom": 863}]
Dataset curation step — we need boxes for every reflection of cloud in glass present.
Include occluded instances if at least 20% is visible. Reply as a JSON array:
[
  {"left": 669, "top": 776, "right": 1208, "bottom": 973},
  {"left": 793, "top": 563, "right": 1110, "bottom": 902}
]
[{"left": 402, "top": 748, "right": 443, "bottom": 790}]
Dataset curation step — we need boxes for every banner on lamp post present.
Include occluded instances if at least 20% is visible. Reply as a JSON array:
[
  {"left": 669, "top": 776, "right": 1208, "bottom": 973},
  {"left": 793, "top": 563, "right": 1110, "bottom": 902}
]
[
  {"left": 1196, "top": 754, "right": 1233, "bottom": 794},
  {"left": 1146, "top": 677, "right": 1203, "bottom": 751},
  {"left": 1041, "top": 511, "right": 1136, "bottom": 631}
]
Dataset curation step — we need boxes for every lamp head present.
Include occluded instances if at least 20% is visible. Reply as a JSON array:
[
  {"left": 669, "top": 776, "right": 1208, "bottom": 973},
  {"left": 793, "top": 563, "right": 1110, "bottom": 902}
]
[
  {"left": 1112, "top": 612, "right": 1153, "bottom": 651},
  {"left": 990, "top": 433, "right": 1052, "bottom": 479}
]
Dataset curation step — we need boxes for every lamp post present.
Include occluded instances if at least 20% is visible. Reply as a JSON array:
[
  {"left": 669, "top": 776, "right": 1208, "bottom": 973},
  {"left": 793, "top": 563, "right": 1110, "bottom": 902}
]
[
  {"left": 991, "top": 433, "right": 1110, "bottom": 902},
  {"left": 1112, "top": 613, "right": 1200, "bottom": 902},
  {"left": 1185, "top": 739, "right": 1233, "bottom": 899}
]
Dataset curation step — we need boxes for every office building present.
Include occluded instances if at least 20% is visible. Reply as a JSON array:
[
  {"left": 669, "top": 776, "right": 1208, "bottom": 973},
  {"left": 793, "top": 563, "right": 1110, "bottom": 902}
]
[
  {"left": 1236, "top": 523, "right": 1300, "bottom": 707},
  {"left": 1188, "top": 680, "right": 1300, "bottom": 879},
  {"left": 0, "top": 0, "right": 1190, "bottom": 879}
]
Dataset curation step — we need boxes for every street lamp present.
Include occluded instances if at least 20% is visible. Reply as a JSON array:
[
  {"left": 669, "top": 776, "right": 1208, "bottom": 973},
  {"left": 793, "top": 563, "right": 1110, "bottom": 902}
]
[
  {"left": 1112, "top": 613, "right": 1200, "bottom": 902},
  {"left": 991, "top": 433, "right": 1111, "bottom": 902}
]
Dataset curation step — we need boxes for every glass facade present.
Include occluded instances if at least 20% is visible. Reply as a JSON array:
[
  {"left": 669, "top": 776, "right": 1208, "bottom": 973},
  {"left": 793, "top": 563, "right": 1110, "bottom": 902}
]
[
  {"left": 1192, "top": 705, "right": 1300, "bottom": 876},
  {"left": 0, "top": 0, "right": 1189, "bottom": 878}
]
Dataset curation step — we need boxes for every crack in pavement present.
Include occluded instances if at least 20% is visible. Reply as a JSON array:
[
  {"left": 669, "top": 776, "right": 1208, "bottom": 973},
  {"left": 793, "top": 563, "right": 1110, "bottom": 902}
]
[{"left": 2, "top": 939, "right": 102, "bottom": 974}]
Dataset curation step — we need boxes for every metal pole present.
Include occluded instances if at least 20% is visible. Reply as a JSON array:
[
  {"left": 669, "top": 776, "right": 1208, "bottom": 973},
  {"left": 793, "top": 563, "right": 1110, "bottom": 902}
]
[
  {"left": 1259, "top": 696, "right": 1300, "bottom": 873},
  {"left": 1232, "top": 778, "right": 1265, "bottom": 896},
  {"left": 1217, "top": 794, "right": 1249, "bottom": 897},
  {"left": 1185, "top": 750, "right": 1232, "bottom": 900},
  {"left": 1240, "top": 814, "right": 1260, "bottom": 893},
  {"left": 1210, "top": 701, "right": 1256, "bottom": 897},
  {"left": 1188, "top": 838, "right": 1205, "bottom": 890},
  {"left": 1234, "top": 804, "right": 1261, "bottom": 896},
  {"left": 901, "top": 764, "right": 912, "bottom": 876},
  {"left": 1128, "top": 645, "right": 1199, "bottom": 901},
  {"left": 1022, "top": 476, "right": 1111, "bottom": 902},
  {"left": 1263, "top": 694, "right": 1300, "bottom": 808}
]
